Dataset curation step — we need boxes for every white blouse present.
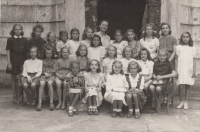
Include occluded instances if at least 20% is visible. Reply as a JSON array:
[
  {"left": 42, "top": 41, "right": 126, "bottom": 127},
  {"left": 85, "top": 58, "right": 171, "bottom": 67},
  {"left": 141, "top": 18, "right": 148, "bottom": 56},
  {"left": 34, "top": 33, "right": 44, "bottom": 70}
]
[
  {"left": 120, "top": 58, "right": 137, "bottom": 74},
  {"left": 66, "top": 40, "right": 80, "bottom": 57},
  {"left": 137, "top": 60, "right": 154, "bottom": 75},
  {"left": 22, "top": 58, "right": 42, "bottom": 77},
  {"left": 129, "top": 74, "right": 145, "bottom": 90},
  {"left": 106, "top": 74, "right": 129, "bottom": 92},
  {"left": 110, "top": 40, "right": 128, "bottom": 59},
  {"left": 88, "top": 46, "right": 105, "bottom": 62},
  {"left": 102, "top": 57, "right": 117, "bottom": 74},
  {"left": 56, "top": 41, "right": 67, "bottom": 52}
]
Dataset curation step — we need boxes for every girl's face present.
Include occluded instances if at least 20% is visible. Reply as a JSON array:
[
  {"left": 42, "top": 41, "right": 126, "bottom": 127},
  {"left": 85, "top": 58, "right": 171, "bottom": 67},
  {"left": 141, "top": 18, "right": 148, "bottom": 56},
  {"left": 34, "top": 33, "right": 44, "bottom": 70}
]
[
  {"left": 61, "top": 49, "right": 69, "bottom": 58},
  {"left": 35, "top": 28, "right": 42, "bottom": 38},
  {"left": 127, "top": 31, "right": 135, "bottom": 41},
  {"left": 79, "top": 46, "right": 87, "bottom": 57},
  {"left": 158, "top": 51, "right": 167, "bottom": 62},
  {"left": 92, "top": 37, "right": 100, "bottom": 47},
  {"left": 115, "top": 32, "right": 123, "bottom": 42},
  {"left": 129, "top": 64, "right": 138, "bottom": 75},
  {"left": 124, "top": 48, "right": 132, "bottom": 58},
  {"left": 61, "top": 33, "right": 68, "bottom": 42},
  {"left": 99, "top": 21, "right": 108, "bottom": 32},
  {"left": 113, "top": 63, "right": 122, "bottom": 74},
  {"left": 71, "top": 64, "right": 79, "bottom": 75},
  {"left": 108, "top": 47, "right": 116, "bottom": 57},
  {"left": 182, "top": 33, "right": 190, "bottom": 44},
  {"left": 86, "top": 29, "right": 93, "bottom": 39},
  {"left": 49, "top": 33, "right": 56, "bottom": 43},
  {"left": 72, "top": 31, "right": 79, "bottom": 40},
  {"left": 146, "top": 26, "right": 153, "bottom": 36},
  {"left": 45, "top": 50, "right": 53, "bottom": 59},
  {"left": 30, "top": 48, "right": 37, "bottom": 59},
  {"left": 141, "top": 50, "right": 148, "bottom": 61},
  {"left": 14, "top": 25, "right": 22, "bottom": 36},
  {"left": 161, "top": 25, "right": 170, "bottom": 35},
  {"left": 90, "top": 61, "right": 99, "bottom": 72}
]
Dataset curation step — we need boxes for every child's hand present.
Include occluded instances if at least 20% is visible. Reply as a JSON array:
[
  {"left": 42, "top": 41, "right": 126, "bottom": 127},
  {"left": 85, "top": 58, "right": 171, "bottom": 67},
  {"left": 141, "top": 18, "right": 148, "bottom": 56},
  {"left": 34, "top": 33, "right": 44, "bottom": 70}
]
[{"left": 157, "top": 75, "right": 162, "bottom": 80}]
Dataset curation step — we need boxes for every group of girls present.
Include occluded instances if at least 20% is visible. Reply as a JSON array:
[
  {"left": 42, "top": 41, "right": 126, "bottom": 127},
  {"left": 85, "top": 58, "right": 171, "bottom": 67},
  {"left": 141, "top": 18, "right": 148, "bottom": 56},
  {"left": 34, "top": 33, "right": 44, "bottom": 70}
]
[{"left": 6, "top": 20, "right": 197, "bottom": 118}]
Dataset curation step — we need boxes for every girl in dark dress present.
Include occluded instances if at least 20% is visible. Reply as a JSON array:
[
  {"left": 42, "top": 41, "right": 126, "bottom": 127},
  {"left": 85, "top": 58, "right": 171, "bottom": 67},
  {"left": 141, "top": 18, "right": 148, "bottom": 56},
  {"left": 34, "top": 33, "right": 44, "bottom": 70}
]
[{"left": 6, "top": 24, "right": 28, "bottom": 103}]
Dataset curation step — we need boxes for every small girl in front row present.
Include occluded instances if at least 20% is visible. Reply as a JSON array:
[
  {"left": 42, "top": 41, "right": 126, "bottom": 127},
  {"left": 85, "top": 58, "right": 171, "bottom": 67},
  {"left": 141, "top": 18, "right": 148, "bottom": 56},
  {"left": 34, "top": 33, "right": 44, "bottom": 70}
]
[
  {"left": 66, "top": 61, "right": 85, "bottom": 116},
  {"left": 22, "top": 46, "right": 42, "bottom": 106},
  {"left": 82, "top": 60, "right": 104, "bottom": 115},
  {"left": 120, "top": 46, "right": 137, "bottom": 74},
  {"left": 37, "top": 47, "right": 56, "bottom": 111},
  {"left": 175, "top": 32, "right": 197, "bottom": 109},
  {"left": 54, "top": 47, "right": 72, "bottom": 110},
  {"left": 125, "top": 61, "right": 146, "bottom": 119},
  {"left": 149, "top": 50, "right": 176, "bottom": 112},
  {"left": 103, "top": 45, "right": 118, "bottom": 76},
  {"left": 56, "top": 30, "right": 68, "bottom": 58},
  {"left": 81, "top": 27, "right": 94, "bottom": 48},
  {"left": 105, "top": 60, "right": 128, "bottom": 117},
  {"left": 110, "top": 30, "right": 128, "bottom": 59}
]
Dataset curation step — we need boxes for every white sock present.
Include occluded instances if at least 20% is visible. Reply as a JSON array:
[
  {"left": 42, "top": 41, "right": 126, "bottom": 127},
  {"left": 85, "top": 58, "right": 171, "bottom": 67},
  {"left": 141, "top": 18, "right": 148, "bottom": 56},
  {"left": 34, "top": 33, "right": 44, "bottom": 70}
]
[
  {"left": 135, "top": 109, "right": 140, "bottom": 112},
  {"left": 129, "top": 109, "right": 133, "bottom": 112}
]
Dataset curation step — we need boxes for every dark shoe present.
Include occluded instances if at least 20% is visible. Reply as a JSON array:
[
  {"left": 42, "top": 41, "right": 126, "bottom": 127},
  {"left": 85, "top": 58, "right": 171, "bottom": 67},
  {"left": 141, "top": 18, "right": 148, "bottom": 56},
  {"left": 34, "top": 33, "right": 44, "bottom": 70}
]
[
  {"left": 118, "top": 112, "right": 124, "bottom": 117},
  {"left": 73, "top": 109, "right": 79, "bottom": 115},
  {"left": 26, "top": 100, "right": 31, "bottom": 107},
  {"left": 93, "top": 110, "right": 99, "bottom": 115},
  {"left": 88, "top": 109, "right": 93, "bottom": 115},
  {"left": 156, "top": 106, "right": 161, "bottom": 113},
  {"left": 36, "top": 103, "right": 42, "bottom": 111},
  {"left": 50, "top": 103, "right": 54, "bottom": 111},
  {"left": 111, "top": 111, "right": 117, "bottom": 117},
  {"left": 126, "top": 111, "right": 133, "bottom": 118},
  {"left": 134, "top": 111, "right": 141, "bottom": 119}
]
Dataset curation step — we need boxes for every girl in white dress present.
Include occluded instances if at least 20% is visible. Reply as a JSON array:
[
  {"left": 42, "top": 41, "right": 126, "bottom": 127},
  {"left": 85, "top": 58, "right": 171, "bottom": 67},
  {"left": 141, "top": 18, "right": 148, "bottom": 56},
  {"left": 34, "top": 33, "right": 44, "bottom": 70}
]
[
  {"left": 80, "top": 27, "right": 94, "bottom": 48},
  {"left": 120, "top": 46, "right": 137, "bottom": 74},
  {"left": 82, "top": 60, "right": 105, "bottom": 115},
  {"left": 110, "top": 30, "right": 128, "bottom": 59},
  {"left": 175, "top": 32, "right": 197, "bottom": 109},
  {"left": 88, "top": 34, "right": 105, "bottom": 66},
  {"left": 103, "top": 45, "right": 118, "bottom": 76},
  {"left": 66, "top": 28, "right": 81, "bottom": 58},
  {"left": 104, "top": 60, "right": 129, "bottom": 117},
  {"left": 140, "top": 24, "right": 159, "bottom": 60}
]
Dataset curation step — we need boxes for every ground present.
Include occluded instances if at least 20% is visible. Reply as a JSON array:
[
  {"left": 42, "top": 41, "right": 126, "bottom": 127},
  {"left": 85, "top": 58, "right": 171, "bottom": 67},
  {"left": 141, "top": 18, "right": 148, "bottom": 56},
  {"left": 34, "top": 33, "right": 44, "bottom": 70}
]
[{"left": 1, "top": 78, "right": 200, "bottom": 132}]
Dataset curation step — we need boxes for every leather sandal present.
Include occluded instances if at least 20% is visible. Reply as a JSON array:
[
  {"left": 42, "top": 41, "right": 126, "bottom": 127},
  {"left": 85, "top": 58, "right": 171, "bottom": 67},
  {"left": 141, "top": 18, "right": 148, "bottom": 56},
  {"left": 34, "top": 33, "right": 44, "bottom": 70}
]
[
  {"left": 134, "top": 111, "right": 141, "bottom": 119},
  {"left": 126, "top": 111, "right": 133, "bottom": 118}
]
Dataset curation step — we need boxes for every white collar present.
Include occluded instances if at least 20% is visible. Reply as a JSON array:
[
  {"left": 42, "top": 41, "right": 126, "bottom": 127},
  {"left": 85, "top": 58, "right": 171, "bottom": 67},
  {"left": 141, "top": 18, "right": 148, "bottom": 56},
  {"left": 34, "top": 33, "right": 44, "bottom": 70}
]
[
  {"left": 14, "top": 35, "right": 22, "bottom": 38},
  {"left": 129, "top": 73, "right": 139, "bottom": 81}
]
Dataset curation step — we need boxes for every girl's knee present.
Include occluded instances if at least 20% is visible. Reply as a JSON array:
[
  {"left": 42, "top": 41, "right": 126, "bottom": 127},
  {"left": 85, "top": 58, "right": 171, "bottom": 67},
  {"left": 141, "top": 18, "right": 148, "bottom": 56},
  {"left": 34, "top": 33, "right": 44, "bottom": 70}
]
[
  {"left": 144, "top": 84, "right": 149, "bottom": 90},
  {"left": 156, "top": 86, "right": 162, "bottom": 93},
  {"left": 31, "top": 83, "right": 36, "bottom": 88},
  {"left": 47, "top": 81, "right": 53, "bottom": 85},
  {"left": 132, "top": 93, "right": 137, "bottom": 98},
  {"left": 23, "top": 83, "right": 28, "bottom": 88},
  {"left": 40, "top": 81, "right": 45, "bottom": 86},
  {"left": 126, "top": 94, "right": 132, "bottom": 99},
  {"left": 149, "top": 85, "right": 155, "bottom": 91}
]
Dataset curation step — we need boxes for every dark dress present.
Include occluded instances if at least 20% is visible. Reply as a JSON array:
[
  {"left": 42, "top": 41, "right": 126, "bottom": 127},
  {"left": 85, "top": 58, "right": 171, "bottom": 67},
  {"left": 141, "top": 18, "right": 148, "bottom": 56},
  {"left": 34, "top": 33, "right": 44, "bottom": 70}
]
[
  {"left": 28, "top": 37, "right": 46, "bottom": 59},
  {"left": 6, "top": 37, "right": 28, "bottom": 75}
]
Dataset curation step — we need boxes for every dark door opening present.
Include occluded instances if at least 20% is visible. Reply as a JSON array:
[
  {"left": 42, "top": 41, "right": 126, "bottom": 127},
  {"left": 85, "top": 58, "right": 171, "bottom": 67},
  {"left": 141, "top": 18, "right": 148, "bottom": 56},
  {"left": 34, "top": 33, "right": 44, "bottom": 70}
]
[{"left": 98, "top": 0, "right": 146, "bottom": 39}]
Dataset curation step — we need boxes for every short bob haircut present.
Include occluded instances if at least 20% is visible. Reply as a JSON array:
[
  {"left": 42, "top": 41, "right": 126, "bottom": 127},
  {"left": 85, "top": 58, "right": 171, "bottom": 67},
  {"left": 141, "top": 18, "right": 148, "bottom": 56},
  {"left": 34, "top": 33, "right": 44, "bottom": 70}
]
[
  {"left": 59, "top": 30, "right": 68, "bottom": 40},
  {"left": 31, "top": 24, "right": 44, "bottom": 38},
  {"left": 122, "top": 46, "right": 133, "bottom": 58},
  {"left": 110, "top": 60, "right": 124, "bottom": 75},
  {"left": 125, "top": 29, "right": 138, "bottom": 41},
  {"left": 76, "top": 44, "right": 88, "bottom": 57},
  {"left": 86, "top": 59, "right": 101, "bottom": 73},
  {"left": 10, "top": 24, "right": 24, "bottom": 37},
  {"left": 127, "top": 61, "right": 142, "bottom": 73},
  {"left": 43, "top": 46, "right": 55, "bottom": 59},
  {"left": 46, "top": 32, "right": 56, "bottom": 43},
  {"left": 82, "top": 27, "right": 94, "bottom": 40},
  {"left": 179, "top": 32, "right": 193, "bottom": 47},
  {"left": 70, "top": 60, "right": 80, "bottom": 72},
  {"left": 70, "top": 28, "right": 80, "bottom": 41},
  {"left": 138, "top": 47, "right": 152, "bottom": 61},
  {"left": 106, "top": 45, "right": 117, "bottom": 58},
  {"left": 90, "top": 34, "right": 103, "bottom": 47},
  {"left": 160, "top": 22, "right": 171, "bottom": 36},
  {"left": 113, "top": 29, "right": 124, "bottom": 41}
]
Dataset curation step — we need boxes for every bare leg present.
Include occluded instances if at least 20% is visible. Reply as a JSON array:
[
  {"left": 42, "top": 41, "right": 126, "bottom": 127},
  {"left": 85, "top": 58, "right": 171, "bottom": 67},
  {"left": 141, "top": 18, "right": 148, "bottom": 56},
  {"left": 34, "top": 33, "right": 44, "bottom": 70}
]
[
  {"left": 185, "top": 85, "right": 191, "bottom": 102},
  {"left": 23, "top": 83, "right": 30, "bottom": 101},
  {"left": 88, "top": 96, "right": 92, "bottom": 106},
  {"left": 118, "top": 100, "right": 123, "bottom": 110},
  {"left": 113, "top": 100, "right": 117, "bottom": 109},
  {"left": 92, "top": 95, "right": 97, "bottom": 106},
  {"left": 48, "top": 81, "right": 54, "bottom": 104},
  {"left": 126, "top": 93, "right": 133, "bottom": 109},
  {"left": 179, "top": 84, "right": 185, "bottom": 101},
  {"left": 30, "top": 83, "right": 36, "bottom": 105},
  {"left": 69, "top": 93, "right": 75, "bottom": 105},
  {"left": 61, "top": 81, "right": 68, "bottom": 109},
  {"left": 70, "top": 93, "right": 80, "bottom": 107},
  {"left": 132, "top": 94, "right": 139, "bottom": 109},
  {"left": 38, "top": 81, "right": 45, "bottom": 105},
  {"left": 55, "top": 78, "right": 62, "bottom": 109},
  {"left": 149, "top": 85, "right": 159, "bottom": 106},
  {"left": 11, "top": 75, "right": 17, "bottom": 101}
]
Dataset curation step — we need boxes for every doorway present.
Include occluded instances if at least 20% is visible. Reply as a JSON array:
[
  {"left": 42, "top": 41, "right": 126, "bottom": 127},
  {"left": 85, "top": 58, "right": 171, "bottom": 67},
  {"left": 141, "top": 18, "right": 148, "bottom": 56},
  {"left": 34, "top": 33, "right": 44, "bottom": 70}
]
[{"left": 98, "top": 0, "right": 146, "bottom": 39}]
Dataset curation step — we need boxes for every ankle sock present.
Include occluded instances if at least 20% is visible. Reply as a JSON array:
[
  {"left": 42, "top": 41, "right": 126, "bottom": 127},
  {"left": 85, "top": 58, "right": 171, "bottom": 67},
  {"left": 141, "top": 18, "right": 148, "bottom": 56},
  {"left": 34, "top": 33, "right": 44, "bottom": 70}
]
[
  {"left": 135, "top": 109, "right": 140, "bottom": 112},
  {"left": 129, "top": 109, "right": 133, "bottom": 112}
]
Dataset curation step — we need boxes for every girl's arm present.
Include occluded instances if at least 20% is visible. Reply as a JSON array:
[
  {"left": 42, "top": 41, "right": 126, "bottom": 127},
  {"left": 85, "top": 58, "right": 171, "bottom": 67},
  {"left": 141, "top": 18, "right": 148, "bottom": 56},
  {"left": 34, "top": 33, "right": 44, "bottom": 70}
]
[
  {"left": 22, "top": 61, "right": 28, "bottom": 78},
  {"left": 146, "top": 73, "right": 153, "bottom": 81},
  {"left": 192, "top": 57, "right": 197, "bottom": 77},
  {"left": 158, "top": 71, "right": 177, "bottom": 79},
  {"left": 152, "top": 73, "right": 157, "bottom": 80},
  {"left": 169, "top": 45, "right": 176, "bottom": 61},
  {"left": 139, "top": 76, "right": 145, "bottom": 90},
  {"left": 7, "top": 50, "right": 12, "bottom": 69}
]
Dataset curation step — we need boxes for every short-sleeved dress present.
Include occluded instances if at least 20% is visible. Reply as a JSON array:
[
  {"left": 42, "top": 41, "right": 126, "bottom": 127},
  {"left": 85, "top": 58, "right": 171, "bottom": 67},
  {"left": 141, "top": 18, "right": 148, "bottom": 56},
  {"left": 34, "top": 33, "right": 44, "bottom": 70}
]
[
  {"left": 82, "top": 72, "right": 104, "bottom": 107},
  {"left": 140, "top": 38, "right": 159, "bottom": 59},
  {"left": 110, "top": 40, "right": 128, "bottom": 59},
  {"left": 66, "top": 40, "right": 80, "bottom": 58},
  {"left": 128, "top": 41, "right": 141, "bottom": 59},
  {"left": 104, "top": 74, "right": 129, "bottom": 105},
  {"left": 176, "top": 45, "right": 197, "bottom": 85},
  {"left": 40, "top": 59, "right": 56, "bottom": 82},
  {"left": 56, "top": 40, "right": 67, "bottom": 52},
  {"left": 88, "top": 46, "right": 105, "bottom": 62},
  {"left": 6, "top": 36, "right": 28, "bottom": 75}
]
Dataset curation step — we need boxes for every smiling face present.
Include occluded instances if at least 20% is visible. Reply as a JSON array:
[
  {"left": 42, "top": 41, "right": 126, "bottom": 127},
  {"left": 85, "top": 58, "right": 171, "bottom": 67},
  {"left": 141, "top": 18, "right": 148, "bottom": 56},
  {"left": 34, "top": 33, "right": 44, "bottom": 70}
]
[
  {"left": 161, "top": 25, "right": 170, "bottom": 35},
  {"left": 71, "top": 63, "right": 80, "bottom": 75},
  {"left": 124, "top": 47, "right": 132, "bottom": 58},
  {"left": 86, "top": 29, "right": 93, "bottom": 39},
  {"left": 107, "top": 46, "right": 116, "bottom": 57},
  {"left": 113, "top": 62, "right": 122, "bottom": 74},
  {"left": 92, "top": 37, "right": 100, "bottom": 47},
  {"left": 49, "top": 33, "right": 56, "bottom": 43},
  {"left": 61, "top": 48, "right": 69, "bottom": 59},
  {"left": 79, "top": 46, "right": 87, "bottom": 57},
  {"left": 141, "top": 50, "right": 148, "bottom": 61},
  {"left": 115, "top": 32, "right": 123, "bottom": 42},
  {"left": 129, "top": 64, "right": 138, "bottom": 75},
  {"left": 146, "top": 26, "right": 153, "bottom": 36},
  {"left": 30, "top": 48, "right": 37, "bottom": 59},
  {"left": 35, "top": 28, "right": 42, "bottom": 38},
  {"left": 99, "top": 21, "right": 108, "bottom": 32},
  {"left": 89, "top": 60, "right": 99, "bottom": 72},
  {"left": 158, "top": 51, "right": 167, "bottom": 62},
  {"left": 182, "top": 33, "right": 190, "bottom": 44},
  {"left": 127, "top": 31, "right": 135, "bottom": 41},
  {"left": 14, "top": 25, "right": 22, "bottom": 36},
  {"left": 45, "top": 50, "right": 53, "bottom": 59},
  {"left": 71, "top": 30, "right": 79, "bottom": 40}
]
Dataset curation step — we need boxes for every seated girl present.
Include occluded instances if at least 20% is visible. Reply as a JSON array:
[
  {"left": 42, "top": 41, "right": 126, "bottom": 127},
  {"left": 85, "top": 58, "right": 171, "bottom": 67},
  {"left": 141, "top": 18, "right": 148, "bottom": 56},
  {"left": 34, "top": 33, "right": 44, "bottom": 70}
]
[
  {"left": 37, "top": 47, "right": 56, "bottom": 111},
  {"left": 66, "top": 61, "right": 85, "bottom": 116},
  {"left": 149, "top": 50, "right": 177, "bottom": 112},
  {"left": 125, "top": 61, "right": 146, "bottom": 119},
  {"left": 82, "top": 60, "right": 105, "bottom": 115},
  {"left": 22, "top": 46, "right": 42, "bottom": 106},
  {"left": 104, "top": 60, "right": 129, "bottom": 117}
]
